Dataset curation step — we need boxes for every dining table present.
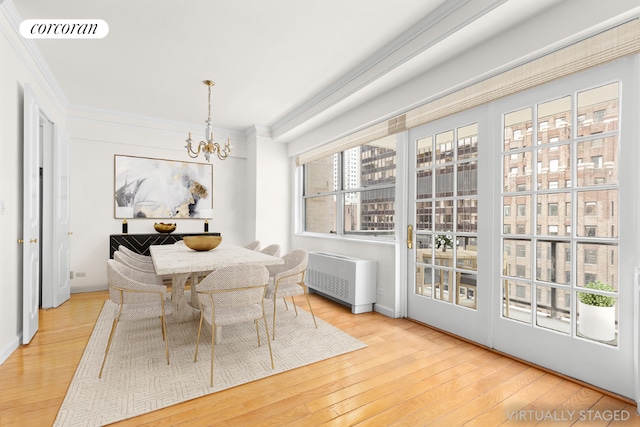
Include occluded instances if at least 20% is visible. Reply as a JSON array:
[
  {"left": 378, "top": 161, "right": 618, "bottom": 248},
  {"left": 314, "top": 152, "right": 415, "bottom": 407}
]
[{"left": 149, "top": 243, "right": 284, "bottom": 324}]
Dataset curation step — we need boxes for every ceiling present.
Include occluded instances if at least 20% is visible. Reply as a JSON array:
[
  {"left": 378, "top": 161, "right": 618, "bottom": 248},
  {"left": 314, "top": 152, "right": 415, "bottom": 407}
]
[{"left": 12, "top": 0, "right": 563, "bottom": 142}]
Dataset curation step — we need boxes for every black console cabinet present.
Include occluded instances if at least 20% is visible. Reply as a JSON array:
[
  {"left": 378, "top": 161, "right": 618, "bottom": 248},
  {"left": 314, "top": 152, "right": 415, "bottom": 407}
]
[{"left": 109, "top": 232, "right": 221, "bottom": 258}]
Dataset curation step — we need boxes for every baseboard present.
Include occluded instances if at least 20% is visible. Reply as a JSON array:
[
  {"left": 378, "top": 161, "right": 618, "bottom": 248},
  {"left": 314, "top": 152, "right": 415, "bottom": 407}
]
[
  {"left": 71, "top": 284, "right": 108, "bottom": 293},
  {"left": 373, "top": 303, "right": 395, "bottom": 318},
  {"left": 0, "top": 334, "right": 20, "bottom": 365}
]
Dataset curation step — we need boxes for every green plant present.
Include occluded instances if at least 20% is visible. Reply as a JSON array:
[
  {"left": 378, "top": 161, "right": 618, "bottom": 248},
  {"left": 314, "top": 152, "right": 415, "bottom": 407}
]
[
  {"left": 435, "top": 234, "right": 453, "bottom": 249},
  {"left": 577, "top": 280, "right": 616, "bottom": 307}
]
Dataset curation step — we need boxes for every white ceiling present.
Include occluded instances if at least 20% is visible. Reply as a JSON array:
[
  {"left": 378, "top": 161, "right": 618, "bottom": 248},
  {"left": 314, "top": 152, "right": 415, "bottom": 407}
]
[{"left": 12, "top": 0, "right": 563, "bottom": 142}]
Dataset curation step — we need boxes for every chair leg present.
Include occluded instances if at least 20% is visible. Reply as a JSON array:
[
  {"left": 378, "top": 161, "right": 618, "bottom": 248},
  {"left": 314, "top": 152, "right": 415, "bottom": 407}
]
[
  {"left": 262, "top": 316, "right": 274, "bottom": 369},
  {"left": 161, "top": 313, "right": 170, "bottom": 365},
  {"left": 194, "top": 312, "right": 204, "bottom": 362},
  {"left": 291, "top": 296, "right": 298, "bottom": 316},
  {"left": 99, "top": 317, "right": 119, "bottom": 378},
  {"left": 255, "top": 320, "right": 261, "bottom": 347},
  {"left": 283, "top": 297, "right": 289, "bottom": 310},
  {"left": 272, "top": 297, "right": 278, "bottom": 340},
  {"left": 210, "top": 322, "right": 215, "bottom": 387},
  {"left": 304, "top": 291, "right": 318, "bottom": 329}
]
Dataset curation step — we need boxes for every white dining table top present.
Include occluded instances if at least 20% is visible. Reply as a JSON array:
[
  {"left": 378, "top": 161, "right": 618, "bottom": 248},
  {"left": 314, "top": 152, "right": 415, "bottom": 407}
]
[{"left": 149, "top": 243, "right": 283, "bottom": 276}]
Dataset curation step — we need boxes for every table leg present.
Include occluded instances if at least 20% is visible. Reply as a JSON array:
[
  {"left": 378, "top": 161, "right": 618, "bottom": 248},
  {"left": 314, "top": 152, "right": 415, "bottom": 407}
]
[{"left": 168, "top": 273, "right": 200, "bottom": 323}]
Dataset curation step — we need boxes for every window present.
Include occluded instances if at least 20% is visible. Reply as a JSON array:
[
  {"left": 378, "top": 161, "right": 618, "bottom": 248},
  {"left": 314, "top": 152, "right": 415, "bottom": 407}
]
[
  {"left": 302, "top": 136, "right": 396, "bottom": 237},
  {"left": 548, "top": 203, "right": 558, "bottom": 216}
]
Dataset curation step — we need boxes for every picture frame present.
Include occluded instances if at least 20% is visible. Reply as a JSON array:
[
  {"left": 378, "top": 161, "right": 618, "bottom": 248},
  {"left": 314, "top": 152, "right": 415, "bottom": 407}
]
[{"left": 114, "top": 155, "right": 213, "bottom": 219}]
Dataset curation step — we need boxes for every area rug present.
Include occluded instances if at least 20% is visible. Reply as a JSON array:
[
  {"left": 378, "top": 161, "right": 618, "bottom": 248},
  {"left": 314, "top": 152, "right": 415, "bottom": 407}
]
[{"left": 54, "top": 297, "right": 366, "bottom": 426}]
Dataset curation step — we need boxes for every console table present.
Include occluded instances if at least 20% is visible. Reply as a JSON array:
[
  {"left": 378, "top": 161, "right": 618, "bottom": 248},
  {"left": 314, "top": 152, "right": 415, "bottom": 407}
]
[{"left": 109, "top": 232, "right": 221, "bottom": 259}]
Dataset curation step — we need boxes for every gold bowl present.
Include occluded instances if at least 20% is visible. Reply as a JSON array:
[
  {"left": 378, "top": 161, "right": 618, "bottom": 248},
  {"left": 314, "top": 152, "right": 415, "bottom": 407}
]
[
  {"left": 183, "top": 235, "right": 222, "bottom": 251},
  {"left": 154, "top": 222, "right": 176, "bottom": 233}
]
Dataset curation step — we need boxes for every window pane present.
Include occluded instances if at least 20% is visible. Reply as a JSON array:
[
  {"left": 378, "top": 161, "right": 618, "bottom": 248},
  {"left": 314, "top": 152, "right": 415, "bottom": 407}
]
[
  {"left": 576, "top": 243, "right": 618, "bottom": 290},
  {"left": 504, "top": 107, "right": 532, "bottom": 150},
  {"left": 305, "top": 154, "right": 338, "bottom": 195},
  {"left": 503, "top": 280, "right": 531, "bottom": 324},
  {"left": 536, "top": 285, "right": 570, "bottom": 334},
  {"left": 434, "top": 200, "right": 454, "bottom": 232},
  {"left": 416, "top": 234, "right": 432, "bottom": 264},
  {"left": 436, "top": 166, "right": 454, "bottom": 197},
  {"left": 537, "top": 96, "right": 571, "bottom": 143},
  {"left": 344, "top": 138, "right": 396, "bottom": 190},
  {"left": 457, "top": 161, "right": 478, "bottom": 196},
  {"left": 503, "top": 195, "right": 531, "bottom": 235},
  {"left": 305, "top": 195, "right": 336, "bottom": 233},
  {"left": 457, "top": 199, "right": 477, "bottom": 233},
  {"left": 536, "top": 240, "right": 571, "bottom": 284},
  {"left": 576, "top": 136, "right": 618, "bottom": 187},
  {"left": 344, "top": 188, "right": 394, "bottom": 236},
  {"left": 457, "top": 123, "right": 478, "bottom": 160},
  {"left": 416, "top": 265, "right": 433, "bottom": 297},
  {"left": 577, "top": 82, "right": 619, "bottom": 137},
  {"left": 536, "top": 193, "right": 571, "bottom": 236},
  {"left": 417, "top": 136, "right": 433, "bottom": 168},
  {"left": 416, "top": 201, "right": 432, "bottom": 231},
  {"left": 416, "top": 169, "right": 433, "bottom": 199},
  {"left": 503, "top": 152, "right": 532, "bottom": 192},
  {"left": 576, "top": 190, "right": 618, "bottom": 238},
  {"left": 537, "top": 144, "right": 571, "bottom": 190},
  {"left": 457, "top": 273, "right": 476, "bottom": 309},
  {"left": 435, "top": 130, "right": 454, "bottom": 164},
  {"left": 503, "top": 239, "right": 531, "bottom": 279}
]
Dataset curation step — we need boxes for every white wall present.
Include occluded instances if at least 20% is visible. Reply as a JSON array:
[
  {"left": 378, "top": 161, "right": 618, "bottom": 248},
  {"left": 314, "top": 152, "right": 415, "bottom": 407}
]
[{"left": 67, "top": 108, "right": 251, "bottom": 292}]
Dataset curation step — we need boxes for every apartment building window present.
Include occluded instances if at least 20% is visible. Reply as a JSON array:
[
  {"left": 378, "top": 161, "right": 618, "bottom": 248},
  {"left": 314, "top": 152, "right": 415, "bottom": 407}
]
[{"left": 302, "top": 135, "right": 396, "bottom": 238}]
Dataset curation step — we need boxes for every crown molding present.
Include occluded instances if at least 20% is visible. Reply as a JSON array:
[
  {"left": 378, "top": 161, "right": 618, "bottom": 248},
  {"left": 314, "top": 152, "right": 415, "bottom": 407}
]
[{"left": 1, "top": 0, "right": 69, "bottom": 110}]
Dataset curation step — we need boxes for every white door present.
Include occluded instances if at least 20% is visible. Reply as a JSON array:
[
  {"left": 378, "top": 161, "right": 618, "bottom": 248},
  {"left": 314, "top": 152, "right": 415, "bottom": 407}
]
[
  {"left": 406, "top": 107, "right": 490, "bottom": 345},
  {"left": 52, "top": 126, "right": 71, "bottom": 307},
  {"left": 22, "top": 84, "right": 40, "bottom": 344}
]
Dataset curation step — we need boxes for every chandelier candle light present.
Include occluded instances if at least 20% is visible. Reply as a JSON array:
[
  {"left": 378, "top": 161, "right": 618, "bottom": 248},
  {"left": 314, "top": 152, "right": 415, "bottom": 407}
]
[{"left": 185, "top": 80, "right": 231, "bottom": 162}]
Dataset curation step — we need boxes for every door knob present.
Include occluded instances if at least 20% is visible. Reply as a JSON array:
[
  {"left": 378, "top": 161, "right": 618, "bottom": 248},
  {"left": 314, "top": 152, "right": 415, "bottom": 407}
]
[
  {"left": 407, "top": 224, "right": 413, "bottom": 249},
  {"left": 30, "top": 238, "right": 38, "bottom": 243}
]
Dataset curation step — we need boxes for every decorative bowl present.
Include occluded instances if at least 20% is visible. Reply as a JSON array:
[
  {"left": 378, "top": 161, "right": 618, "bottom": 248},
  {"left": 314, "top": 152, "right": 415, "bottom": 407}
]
[
  {"left": 183, "top": 235, "right": 222, "bottom": 251},
  {"left": 154, "top": 222, "right": 176, "bottom": 233}
]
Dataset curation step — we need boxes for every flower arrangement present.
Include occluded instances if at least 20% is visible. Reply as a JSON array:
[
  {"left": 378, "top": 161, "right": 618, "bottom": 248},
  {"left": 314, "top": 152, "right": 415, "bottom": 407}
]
[{"left": 435, "top": 234, "right": 454, "bottom": 250}]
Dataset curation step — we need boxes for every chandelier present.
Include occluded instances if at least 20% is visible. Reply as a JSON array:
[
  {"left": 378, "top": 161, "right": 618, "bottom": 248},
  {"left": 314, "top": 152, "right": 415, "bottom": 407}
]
[{"left": 185, "top": 80, "right": 231, "bottom": 161}]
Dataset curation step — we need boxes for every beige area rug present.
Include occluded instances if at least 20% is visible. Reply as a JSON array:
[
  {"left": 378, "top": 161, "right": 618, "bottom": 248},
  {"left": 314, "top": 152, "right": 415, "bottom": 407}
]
[{"left": 54, "top": 296, "right": 366, "bottom": 426}]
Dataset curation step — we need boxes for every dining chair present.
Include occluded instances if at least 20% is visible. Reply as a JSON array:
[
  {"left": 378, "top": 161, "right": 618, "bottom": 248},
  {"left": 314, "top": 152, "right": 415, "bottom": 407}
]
[
  {"left": 113, "top": 250, "right": 161, "bottom": 276},
  {"left": 100, "top": 259, "right": 173, "bottom": 378},
  {"left": 260, "top": 244, "right": 281, "bottom": 257},
  {"left": 244, "top": 240, "right": 260, "bottom": 251},
  {"left": 264, "top": 249, "right": 317, "bottom": 340},
  {"left": 118, "top": 245, "right": 154, "bottom": 265},
  {"left": 194, "top": 263, "right": 274, "bottom": 387}
]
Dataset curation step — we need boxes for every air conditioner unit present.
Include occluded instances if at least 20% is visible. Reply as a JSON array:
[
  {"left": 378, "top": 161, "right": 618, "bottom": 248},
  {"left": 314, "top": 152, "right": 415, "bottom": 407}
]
[{"left": 306, "top": 252, "right": 377, "bottom": 314}]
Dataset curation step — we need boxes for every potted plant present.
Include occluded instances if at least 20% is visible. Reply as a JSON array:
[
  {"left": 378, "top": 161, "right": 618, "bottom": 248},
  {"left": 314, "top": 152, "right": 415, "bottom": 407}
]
[
  {"left": 435, "top": 234, "right": 453, "bottom": 252},
  {"left": 577, "top": 280, "right": 616, "bottom": 342}
]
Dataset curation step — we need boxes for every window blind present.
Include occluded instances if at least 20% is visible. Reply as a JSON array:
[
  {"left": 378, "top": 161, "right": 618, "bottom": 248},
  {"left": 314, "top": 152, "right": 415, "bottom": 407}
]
[{"left": 296, "top": 19, "right": 640, "bottom": 166}]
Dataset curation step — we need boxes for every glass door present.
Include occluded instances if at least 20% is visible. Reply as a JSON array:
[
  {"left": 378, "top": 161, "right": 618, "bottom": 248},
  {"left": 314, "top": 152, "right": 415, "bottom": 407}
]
[{"left": 407, "top": 108, "right": 490, "bottom": 345}]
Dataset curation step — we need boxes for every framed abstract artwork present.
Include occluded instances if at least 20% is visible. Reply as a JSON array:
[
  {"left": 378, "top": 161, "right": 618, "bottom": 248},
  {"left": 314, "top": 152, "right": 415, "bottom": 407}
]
[{"left": 114, "top": 155, "right": 213, "bottom": 219}]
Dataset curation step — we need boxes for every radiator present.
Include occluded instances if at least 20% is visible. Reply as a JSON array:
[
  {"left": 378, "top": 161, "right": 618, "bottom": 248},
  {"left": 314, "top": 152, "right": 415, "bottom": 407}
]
[{"left": 306, "top": 252, "right": 377, "bottom": 314}]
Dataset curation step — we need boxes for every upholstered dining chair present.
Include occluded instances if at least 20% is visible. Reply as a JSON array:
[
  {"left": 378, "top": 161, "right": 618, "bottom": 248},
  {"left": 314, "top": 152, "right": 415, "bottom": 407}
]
[
  {"left": 114, "top": 250, "right": 157, "bottom": 275},
  {"left": 260, "top": 244, "right": 281, "bottom": 257},
  {"left": 264, "top": 249, "right": 317, "bottom": 340},
  {"left": 118, "top": 245, "right": 154, "bottom": 265},
  {"left": 100, "top": 259, "right": 173, "bottom": 378},
  {"left": 194, "top": 264, "right": 274, "bottom": 386},
  {"left": 244, "top": 240, "right": 260, "bottom": 251}
]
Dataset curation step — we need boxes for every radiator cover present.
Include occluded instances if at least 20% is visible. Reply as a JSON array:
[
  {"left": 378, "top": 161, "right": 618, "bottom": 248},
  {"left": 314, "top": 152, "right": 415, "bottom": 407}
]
[{"left": 307, "top": 252, "right": 377, "bottom": 314}]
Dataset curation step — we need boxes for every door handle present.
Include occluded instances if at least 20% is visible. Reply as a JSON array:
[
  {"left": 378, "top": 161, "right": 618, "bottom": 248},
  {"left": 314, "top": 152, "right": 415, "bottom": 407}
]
[
  {"left": 30, "top": 238, "right": 38, "bottom": 243},
  {"left": 407, "top": 224, "right": 413, "bottom": 249}
]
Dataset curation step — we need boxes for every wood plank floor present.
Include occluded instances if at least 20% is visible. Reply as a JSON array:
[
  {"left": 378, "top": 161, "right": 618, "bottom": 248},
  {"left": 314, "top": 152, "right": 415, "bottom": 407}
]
[{"left": 0, "top": 291, "right": 638, "bottom": 426}]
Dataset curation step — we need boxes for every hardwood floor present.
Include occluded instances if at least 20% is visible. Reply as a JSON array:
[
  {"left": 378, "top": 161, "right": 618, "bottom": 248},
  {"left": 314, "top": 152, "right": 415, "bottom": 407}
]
[{"left": 0, "top": 291, "right": 637, "bottom": 426}]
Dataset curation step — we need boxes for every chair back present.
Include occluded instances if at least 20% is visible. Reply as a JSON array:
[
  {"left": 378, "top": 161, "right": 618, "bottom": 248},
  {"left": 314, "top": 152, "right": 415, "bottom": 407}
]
[
  {"left": 244, "top": 240, "right": 261, "bottom": 251},
  {"left": 260, "top": 244, "right": 281, "bottom": 257},
  {"left": 267, "top": 249, "right": 308, "bottom": 284},
  {"left": 197, "top": 264, "right": 269, "bottom": 310},
  {"left": 107, "top": 259, "right": 166, "bottom": 304},
  {"left": 118, "top": 245, "right": 152, "bottom": 263},
  {"left": 114, "top": 251, "right": 156, "bottom": 273}
]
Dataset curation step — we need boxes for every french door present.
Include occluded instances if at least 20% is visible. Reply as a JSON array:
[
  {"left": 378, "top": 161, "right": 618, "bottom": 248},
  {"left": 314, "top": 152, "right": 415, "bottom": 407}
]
[
  {"left": 406, "top": 106, "right": 491, "bottom": 345},
  {"left": 406, "top": 58, "right": 637, "bottom": 399}
]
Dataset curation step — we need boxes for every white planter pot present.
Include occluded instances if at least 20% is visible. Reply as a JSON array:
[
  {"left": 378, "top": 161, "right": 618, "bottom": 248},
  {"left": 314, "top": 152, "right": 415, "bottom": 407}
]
[{"left": 578, "top": 301, "right": 616, "bottom": 342}]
